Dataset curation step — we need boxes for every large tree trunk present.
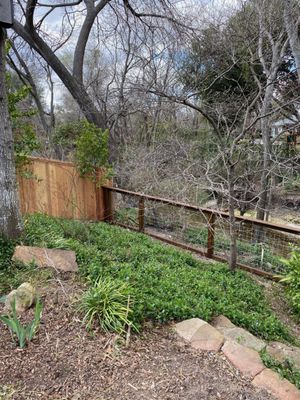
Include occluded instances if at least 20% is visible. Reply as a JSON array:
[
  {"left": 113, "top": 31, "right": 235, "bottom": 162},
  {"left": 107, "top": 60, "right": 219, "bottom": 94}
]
[
  {"left": 13, "top": 21, "right": 106, "bottom": 129},
  {"left": 0, "top": 28, "right": 22, "bottom": 238}
]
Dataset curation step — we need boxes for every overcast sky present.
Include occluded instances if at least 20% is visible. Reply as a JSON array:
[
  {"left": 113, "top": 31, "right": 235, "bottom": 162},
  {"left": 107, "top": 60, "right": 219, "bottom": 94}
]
[{"left": 12, "top": 0, "right": 240, "bottom": 108}]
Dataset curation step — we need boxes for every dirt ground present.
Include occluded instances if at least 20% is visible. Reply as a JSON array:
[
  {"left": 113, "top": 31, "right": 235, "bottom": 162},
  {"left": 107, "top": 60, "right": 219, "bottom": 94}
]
[{"left": 0, "top": 277, "right": 275, "bottom": 400}]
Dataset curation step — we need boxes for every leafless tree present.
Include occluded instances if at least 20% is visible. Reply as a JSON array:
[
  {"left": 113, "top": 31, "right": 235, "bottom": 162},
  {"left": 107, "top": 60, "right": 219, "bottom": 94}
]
[
  {"left": 255, "top": 0, "right": 289, "bottom": 221},
  {"left": 7, "top": 40, "right": 50, "bottom": 133},
  {"left": 11, "top": 0, "right": 186, "bottom": 129},
  {"left": 131, "top": 0, "right": 300, "bottom": 269}
]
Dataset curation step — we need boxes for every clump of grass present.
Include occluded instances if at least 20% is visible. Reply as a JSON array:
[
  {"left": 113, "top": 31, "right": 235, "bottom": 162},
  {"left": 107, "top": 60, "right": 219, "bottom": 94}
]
[
  {"left": 78, "top": 277, "right": 134, "bottom": 333},
  {"left": 21, "top": 214, "right": 293, "bottom": 342}
]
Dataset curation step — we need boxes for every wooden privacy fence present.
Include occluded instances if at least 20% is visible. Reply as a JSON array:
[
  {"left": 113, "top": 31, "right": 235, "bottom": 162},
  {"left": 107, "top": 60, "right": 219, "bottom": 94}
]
[
  {"left": 101, "top": 185, "right": 300, "bottom": 280},
  {"left": 16, "top": 159, "right": 300, "bottom": 280},
  {"left": 18, "top": 157, "right": 110, "bottom": 221}
]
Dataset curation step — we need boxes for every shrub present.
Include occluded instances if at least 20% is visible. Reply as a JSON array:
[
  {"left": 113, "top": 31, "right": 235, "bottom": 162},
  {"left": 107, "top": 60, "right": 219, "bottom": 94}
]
[
  {"left": 53, "top": 120, "right": 112, "bottom": 182},
  {"left": 14, "top": 124, "right": 40, "bottom": 168},
  {"left": 74, "top": 121, "right": 110, "bottom": 179},
  {"left": 280, "top": 248, "right": 300, "bottom": 316},
  {"left": 6, "top": 72, "right": 40, "bottom": 168},
  {"left": 0, "top": 298, "right": 43, "bottom": 348},
  {"left": 78, "top": 277, "right": 134, "bottom": 333}
]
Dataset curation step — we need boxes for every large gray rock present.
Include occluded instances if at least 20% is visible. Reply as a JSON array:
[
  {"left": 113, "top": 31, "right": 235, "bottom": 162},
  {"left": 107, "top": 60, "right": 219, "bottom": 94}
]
[
  {"left": 13, "top": 245, "right": 78, "bottom": 272},
  {"left": 222, "top": 340, "right": 265, "bottom": 378},
  {"left": 190, "top": 323, "right": 224, "bottom": 352},
  {"left": 266, "top": 342, "right": 300, "bottom": 369},
  {"left": 175, "top": 318, "right": 224, "bottom": 351},
  {"left": 5, "top": 282, "right": 35, "bottom": 313},
  {"left": 211, "top": 315, "right": 235, "bottom": 329},
  {"left": 175, "top": 318, "right": 207, "bottom": 342},
  {"left": 212, "top": 315, "right": 265, "bottom": 352},
  {"left": 217, "top": 326, "right": 266, "bottom": 352},
  {"left": 253, "top": 368, "right": 300, "bottom": 400}
]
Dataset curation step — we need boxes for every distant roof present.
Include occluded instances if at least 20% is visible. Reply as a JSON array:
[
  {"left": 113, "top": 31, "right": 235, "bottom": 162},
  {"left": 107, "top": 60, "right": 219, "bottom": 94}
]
[{"left": 272, "top": 116, "right": 299, "bottom": 127}]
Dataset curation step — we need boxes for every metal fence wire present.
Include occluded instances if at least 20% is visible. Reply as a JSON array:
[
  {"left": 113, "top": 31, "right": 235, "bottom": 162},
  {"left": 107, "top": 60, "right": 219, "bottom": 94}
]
[{"left": 103, "top": 186, "right": 300, "bottom": 278}]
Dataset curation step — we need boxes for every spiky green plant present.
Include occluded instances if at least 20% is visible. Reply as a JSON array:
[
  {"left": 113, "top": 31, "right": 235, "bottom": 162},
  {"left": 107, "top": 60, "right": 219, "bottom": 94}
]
[
  {"left": 78, "top": 277, "right": 134, "bottom": 333},
  {"left": 0, "top": 298, "right": 43, "bottom": 348}
]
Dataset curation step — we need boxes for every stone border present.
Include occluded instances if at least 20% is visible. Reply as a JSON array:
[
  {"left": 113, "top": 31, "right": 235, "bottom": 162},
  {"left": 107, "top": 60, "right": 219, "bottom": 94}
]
[{"left": 175, "top": 317, "right": 300, "bottom": 400}]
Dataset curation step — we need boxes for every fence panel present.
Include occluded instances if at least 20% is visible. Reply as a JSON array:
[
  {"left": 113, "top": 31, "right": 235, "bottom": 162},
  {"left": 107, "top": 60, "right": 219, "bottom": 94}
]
[
  {"left": 102, "top": 185, "right": 300, "bottom": 279},
  {"left": 18, "top": 157, "right": 109, "bottom": 221}
]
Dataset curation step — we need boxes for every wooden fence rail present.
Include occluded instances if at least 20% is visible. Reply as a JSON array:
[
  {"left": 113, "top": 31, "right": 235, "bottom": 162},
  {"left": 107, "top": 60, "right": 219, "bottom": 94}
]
[{"left": 102, "top": 185, "right": 300, "bottom": 280}]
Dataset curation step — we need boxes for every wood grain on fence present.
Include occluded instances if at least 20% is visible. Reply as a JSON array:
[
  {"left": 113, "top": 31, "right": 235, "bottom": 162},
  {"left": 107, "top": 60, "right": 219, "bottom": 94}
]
[{"left": 18, "top": 157, "right": 110, "bottom": 220}]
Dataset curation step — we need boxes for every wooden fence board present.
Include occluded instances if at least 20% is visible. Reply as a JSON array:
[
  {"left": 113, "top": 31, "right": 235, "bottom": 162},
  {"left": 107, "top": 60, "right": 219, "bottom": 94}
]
[{"left": 17, "top": 157, "right": 110, "bottom": 221}]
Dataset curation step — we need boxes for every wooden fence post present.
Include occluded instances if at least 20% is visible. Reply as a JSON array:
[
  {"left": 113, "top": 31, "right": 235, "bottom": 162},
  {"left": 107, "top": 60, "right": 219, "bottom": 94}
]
[
  {"left": 138, "top": 196, "right": 145, "bottom": 232},
  {"left": 207, "top": 212, "right": 216, "bottom": 258},
  {"left": 103, "top": 187, "right": 113, "bottom": 222}
]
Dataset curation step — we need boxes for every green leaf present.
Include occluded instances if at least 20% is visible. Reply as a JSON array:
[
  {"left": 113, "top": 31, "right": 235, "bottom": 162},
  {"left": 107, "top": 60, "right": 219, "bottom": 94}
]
[{"left": 25, "top": 299, "right": 43, "bottom": 340}]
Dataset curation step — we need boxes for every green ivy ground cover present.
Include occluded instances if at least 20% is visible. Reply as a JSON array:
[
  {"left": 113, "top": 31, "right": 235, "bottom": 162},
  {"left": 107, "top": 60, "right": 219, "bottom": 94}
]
[{"left": 0, "top": 214, "right": 293, "bottom": 343}]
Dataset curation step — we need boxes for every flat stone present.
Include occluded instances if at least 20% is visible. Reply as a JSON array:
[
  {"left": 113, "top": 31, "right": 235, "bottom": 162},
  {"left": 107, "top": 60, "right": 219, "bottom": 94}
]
[
  {"left": 190, "top": 323, "right": 224, "bottom": 352},
  {"left": 217, "top": 326, "right": 265, "bottom": 352},
  {"left": 252, "top": 368, "right": 300, "bottom": 400},
  {"left": 174, "top": 318, "right": 207, "bottom": 342},
  {"left": 13, "top": 246, "right": 78, "bottom": 272},
  {"left": 266, "top": 342, "right": 300, "bottom": 370},
  {"left": 222, "top": 340, "right": 265, "bottom": 378},
  {"left": 211, "top": 315, "right": 235, "bottom": 329}
]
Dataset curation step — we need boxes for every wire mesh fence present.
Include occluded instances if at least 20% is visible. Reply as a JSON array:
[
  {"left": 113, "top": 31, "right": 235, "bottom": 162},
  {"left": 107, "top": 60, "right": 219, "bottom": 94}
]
[{"left": 103, "top": 186, "right": 300, "bottom": 277}]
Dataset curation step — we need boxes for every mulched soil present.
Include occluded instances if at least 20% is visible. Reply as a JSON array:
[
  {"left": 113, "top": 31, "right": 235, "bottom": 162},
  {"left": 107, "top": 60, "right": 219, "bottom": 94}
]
[{"left": 0, "top": 276, "right": 275, "bottom": 400}]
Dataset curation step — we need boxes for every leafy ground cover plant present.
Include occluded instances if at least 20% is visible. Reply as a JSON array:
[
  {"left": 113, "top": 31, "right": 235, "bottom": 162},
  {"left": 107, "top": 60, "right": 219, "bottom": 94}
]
[
  {"left": 280, "top": 248, "right": 300, "bottom": 316},
  {"left": 78, "top": 277, "right": 134, "bottom": 333},
  {"left": 114, "top": 208, "right": 284, "bottom": 273},
  {"left": 184, "top": 226, "right": 283, "bottom": 273},
  {"left": 0, "top": 298, "right": 43, "bottom": 348},
  {"left": 20, "top": 214, "right": 293, "bottom": 342},
  {"left": 260, "top": 349, "right": 300, "bottom": 389}
]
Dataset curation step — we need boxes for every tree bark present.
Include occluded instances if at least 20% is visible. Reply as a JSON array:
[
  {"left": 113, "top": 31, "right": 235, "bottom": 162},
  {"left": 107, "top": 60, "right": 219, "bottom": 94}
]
[
  {"left": 256, "top": 80, "right": 273, "bottom": 221},
  {"left": 227, "top": 164, "right": 237, "bottom": 270},
  {"left": 73, "top": 0, "right": 110, "bottom": 84},
  {"left": 0, "top": 28, "right": 22, "bottom": 238}
]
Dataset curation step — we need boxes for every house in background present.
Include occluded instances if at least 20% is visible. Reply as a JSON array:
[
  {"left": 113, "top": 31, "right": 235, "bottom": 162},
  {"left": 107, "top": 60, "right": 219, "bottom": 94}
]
[{"left": 271, "top": 116, "right": 300, "bottom": 150}]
